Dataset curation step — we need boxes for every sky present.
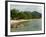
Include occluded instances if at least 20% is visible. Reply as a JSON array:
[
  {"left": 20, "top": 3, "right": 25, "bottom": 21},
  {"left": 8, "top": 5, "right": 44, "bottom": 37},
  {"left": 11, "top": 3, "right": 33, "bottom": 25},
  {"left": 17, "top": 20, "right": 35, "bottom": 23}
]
[{"left": 10, "top": 5, "right": 42, "bottom": 13}]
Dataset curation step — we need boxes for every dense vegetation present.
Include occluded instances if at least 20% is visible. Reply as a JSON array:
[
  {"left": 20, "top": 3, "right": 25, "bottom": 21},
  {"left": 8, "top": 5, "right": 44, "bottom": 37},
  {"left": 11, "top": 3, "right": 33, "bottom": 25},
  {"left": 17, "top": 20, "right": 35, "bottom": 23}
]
[{"left": 11, "top": 9, "right": 41, "bottom": 20}]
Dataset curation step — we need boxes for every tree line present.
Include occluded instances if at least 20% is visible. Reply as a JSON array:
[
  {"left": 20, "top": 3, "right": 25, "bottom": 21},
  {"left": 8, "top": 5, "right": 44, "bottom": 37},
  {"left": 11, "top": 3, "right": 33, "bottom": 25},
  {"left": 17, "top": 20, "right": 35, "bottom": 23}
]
[{"left": 10, "top": 9, "right": 41, "bottom": 20}]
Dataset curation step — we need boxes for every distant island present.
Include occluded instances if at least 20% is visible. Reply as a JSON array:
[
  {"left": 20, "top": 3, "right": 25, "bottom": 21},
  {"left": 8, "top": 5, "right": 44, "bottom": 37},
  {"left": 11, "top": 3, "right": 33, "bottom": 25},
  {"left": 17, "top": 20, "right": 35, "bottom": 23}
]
[{"left": 10, "top": 9, "right": 42, "bottom": 20}]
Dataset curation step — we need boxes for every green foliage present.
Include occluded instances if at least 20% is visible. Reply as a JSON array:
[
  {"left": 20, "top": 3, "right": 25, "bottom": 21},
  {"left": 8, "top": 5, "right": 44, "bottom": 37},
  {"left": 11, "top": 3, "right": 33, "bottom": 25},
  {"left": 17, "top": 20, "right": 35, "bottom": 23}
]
[
  {"left": 24, "top": 11, "right": 32, "bottom": 19},
  {"left": 10, "top": 9, "right": 41, "bottom": 20},
  {"left": 31, "top": 11, "right": 41, "bottom": 18}
]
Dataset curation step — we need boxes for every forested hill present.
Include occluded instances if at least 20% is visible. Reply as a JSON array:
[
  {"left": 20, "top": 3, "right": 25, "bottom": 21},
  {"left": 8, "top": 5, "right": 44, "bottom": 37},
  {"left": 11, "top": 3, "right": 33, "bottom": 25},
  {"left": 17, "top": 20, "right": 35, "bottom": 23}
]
[{"left": 11, "top": 9, "right": 41, "bottom": 20}]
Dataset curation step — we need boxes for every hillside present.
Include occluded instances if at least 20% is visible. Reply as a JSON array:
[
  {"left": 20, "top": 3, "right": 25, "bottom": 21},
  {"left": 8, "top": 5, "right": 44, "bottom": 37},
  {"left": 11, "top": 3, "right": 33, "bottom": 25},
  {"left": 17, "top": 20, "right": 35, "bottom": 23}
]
[{"left": 10, "top": 9, "right": 42, "bottom": 20}]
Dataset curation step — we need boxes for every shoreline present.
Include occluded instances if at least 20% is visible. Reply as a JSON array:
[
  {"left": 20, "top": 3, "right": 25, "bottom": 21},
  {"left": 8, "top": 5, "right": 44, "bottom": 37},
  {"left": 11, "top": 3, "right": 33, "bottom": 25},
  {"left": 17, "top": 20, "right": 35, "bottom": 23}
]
[{"left": 10, "top": 19, "right": 31, "bottom": 24}]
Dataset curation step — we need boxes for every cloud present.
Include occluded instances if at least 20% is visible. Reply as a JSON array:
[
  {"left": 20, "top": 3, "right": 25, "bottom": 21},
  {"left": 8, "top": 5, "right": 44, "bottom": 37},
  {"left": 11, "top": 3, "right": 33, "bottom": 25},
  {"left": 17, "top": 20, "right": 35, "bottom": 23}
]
[{"left": 10, "top": 5, "right": 42, "bottom": 13}]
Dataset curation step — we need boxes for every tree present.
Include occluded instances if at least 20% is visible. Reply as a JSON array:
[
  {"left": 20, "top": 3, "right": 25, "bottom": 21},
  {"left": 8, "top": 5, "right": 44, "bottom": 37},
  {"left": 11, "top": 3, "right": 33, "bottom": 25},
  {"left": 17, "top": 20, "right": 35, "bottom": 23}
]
[
  {"left": 24, "top": 11, "right": 32, "bottom": 19},
  {"left": 31, "top": 11, "right": 41, "bottom": 18},
  {"left": 10, "top": 9, "right": 41, "bottom": 20},
  {"left": 10, "top": 9, "right": 18, "bottom": 19}
]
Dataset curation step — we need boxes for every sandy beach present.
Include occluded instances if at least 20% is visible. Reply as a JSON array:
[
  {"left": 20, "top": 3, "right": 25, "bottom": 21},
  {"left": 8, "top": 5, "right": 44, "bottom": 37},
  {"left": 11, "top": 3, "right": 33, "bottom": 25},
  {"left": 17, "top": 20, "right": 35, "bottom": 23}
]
[{"left": 10, "top": 19, "right": 31, "bottom": 24}]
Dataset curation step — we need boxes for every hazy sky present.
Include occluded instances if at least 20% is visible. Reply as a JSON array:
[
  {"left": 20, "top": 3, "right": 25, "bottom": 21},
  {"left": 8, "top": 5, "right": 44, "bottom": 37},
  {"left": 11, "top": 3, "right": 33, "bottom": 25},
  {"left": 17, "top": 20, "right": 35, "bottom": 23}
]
[{"left": 10, "top": 5, "right": 42, "bottom": 13}]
